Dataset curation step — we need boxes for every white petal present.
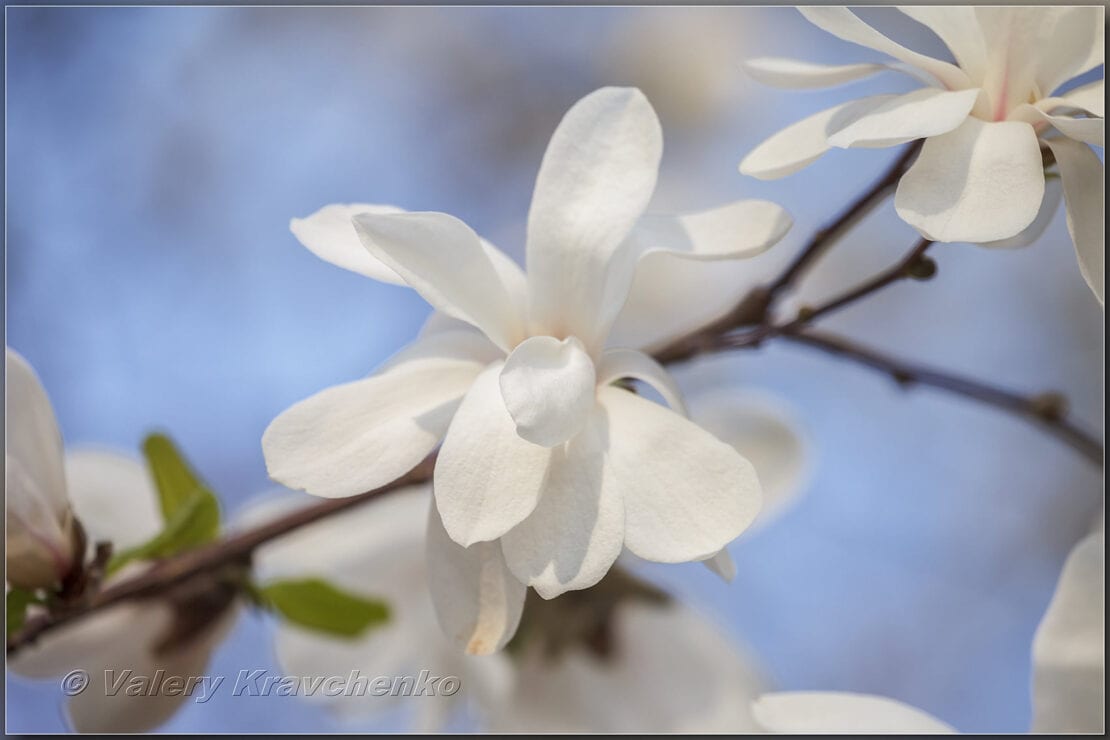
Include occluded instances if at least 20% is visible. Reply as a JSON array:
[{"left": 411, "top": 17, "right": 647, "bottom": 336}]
[
  {"left": 596, "top": 348, "right": 687, "bottom": 415},
  {"left": 898, "top": 7, "right": 987, "bottom": 81},
  {"left": 740, "top": 97, "right": 885, "bottom": 180},
  {"left": 1010, "top": 103, "right": 1104, "bottom": 147},
  {"left": 64, "top": 450, "right": 162, "bottom": 550},
  {"left": 742, "top": 57, "right": 887, "bottom": 89},
  {"left": 499, "top": 335, "right": 597, "bottom": 448},
  {"left": 598, "top": 386, "right": 761, "bottom": 563},
  {"left": 434, "top": 363, "right": 553, "bottom": 546},
  {"left": 1058, "top": 79, "right": 1105, "bottom": 118},
  {"left": 289, "top": 203, "right": 407, "bottom": 284},
  {"left": 525, "top": 87, "right": 663, "bottom": 350},
  {"left": 353, "top": 211, "right": 526, "bottom": 352},
  {"left": 688, "top": 389, "right": 810, "bottom": 526},
  {"left": 827, "top": 88, "right": 979, "bottom": 149},
  {"left": 895, "top": 117, "right": 1044, "bottom": 243},
  {"left": 426, "top": 502, "right": 525, "bottom": 655},
  {"left": 262, "top": 354, "right": 483, "bottom": 499},
  {"left": 799, "top": 7, "right": 969, "bottom": 91},
  {"left": 1028, "top": 7, "right": 1104, "bottom": 97},
  {"left": 1046, "top": 137, "right": 1105, "bottom": 304},
  {"left": 627, "top": 200, "right": 793, "bottom": 262},
  {"left": 701, "top": 548, "right": 737, "bottom": 582},
  {"left": 5, "top": 348, "right": 75, "bottom": 589},
  {"left": 980, "top": 175, "right": 1063, "bottom": 250},
  {"left": 500, "top": 408, "right": 623, "bottom": 598},
  {"left": 753, "top": 692, "right": 955, "bottom": 733},
  {"left": 1031, "top": 530, "right": 1105, "bottom": 733}
]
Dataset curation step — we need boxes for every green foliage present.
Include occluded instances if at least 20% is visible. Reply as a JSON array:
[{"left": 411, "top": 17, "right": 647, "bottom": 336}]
[
  {"left": 7, "top": 587, "right": 44, "bottom": 637},
  {"left": 107, "top": 434, "right": 221, "bottom": 574},
  {"left": 256, "top": 577, "right": 391, "bottom": 638}
]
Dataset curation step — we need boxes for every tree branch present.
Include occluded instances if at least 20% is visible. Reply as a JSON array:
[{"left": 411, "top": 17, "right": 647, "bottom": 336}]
[{"left": 779, "top": 329, "right": 1104, "bottom": 466}]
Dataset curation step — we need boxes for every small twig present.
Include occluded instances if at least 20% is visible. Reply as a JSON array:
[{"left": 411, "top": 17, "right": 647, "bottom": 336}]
[
  {"left": 780, "top": 329, "right": 1104, "bottom": 466},
  {"left": 764, "top": 140, "right": 922, "bottom": 300}
]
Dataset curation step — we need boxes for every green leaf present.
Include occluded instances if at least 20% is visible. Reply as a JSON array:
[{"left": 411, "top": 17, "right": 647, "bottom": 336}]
[
  {"left": 142, "top": 433, "right": 213, "bottom": 522},
  {"left": 7, "top": 587, "right": 44, "bottom": 637},
  {"left": 257, "top": 578, "right": 390, "bottom": 638},
  {"left": 106, "top": 434, "right": 221, "bottom": 574}
]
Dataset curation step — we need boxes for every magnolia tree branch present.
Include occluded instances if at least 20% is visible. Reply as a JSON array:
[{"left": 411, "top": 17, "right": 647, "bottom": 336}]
[
  {"left": 7, "top": 141, "right": 1102, "bottom": 655},
  {"left": 779, "top": 329, "right": 1104, "bottom": 467}
]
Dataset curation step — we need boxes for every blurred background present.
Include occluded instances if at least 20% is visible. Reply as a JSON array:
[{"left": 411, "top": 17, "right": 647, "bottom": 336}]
[{"left": 5, "top": 6, "right": 1103, "bottom": 733}]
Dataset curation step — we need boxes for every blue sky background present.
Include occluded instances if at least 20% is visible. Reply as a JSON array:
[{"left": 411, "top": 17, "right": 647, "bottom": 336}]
[{"left": 5, "top": 6, "right": 1103, "bottom": 732}]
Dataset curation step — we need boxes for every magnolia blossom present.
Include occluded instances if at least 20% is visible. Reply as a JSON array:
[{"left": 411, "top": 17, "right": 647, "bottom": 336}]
[
  {"left": 264, "top": 86, "right": 794, "bottom": 651},
  {"left": 752, "top": 528, "right": 1105, "bottom": 734},
  {"left": 6, "top": 349, "right": 79, "bottom": 589},
  {"left": 248, "top": 471, "right": 795, "bottom": 732},
  {"left": 741, "top": 7, "right": 1105, "bottom": 302},
  {"left": 5, "top": 349, "right": 237, "bottom": 732}
]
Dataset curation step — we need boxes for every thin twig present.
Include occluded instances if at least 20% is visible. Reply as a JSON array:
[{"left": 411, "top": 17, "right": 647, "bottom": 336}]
[{"left": 780, "top": 329, "right": 1104, "bottom": 466}]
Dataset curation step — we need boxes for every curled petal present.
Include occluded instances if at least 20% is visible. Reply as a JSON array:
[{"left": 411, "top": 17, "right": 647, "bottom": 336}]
[
  {"left": 290, "top": 203, "right": 407, "bottom": 284},
  {"left": 740, "top": 97, "right": 885, "bottom": 179},
  {"left": 596, "top": 348, "right": 687, "bottom": 416},
  {"left": 525, "top": 87, "right": 663, "bottom": 350},
  {"left": 895, "top": 117, "right": 1044, "bottom": 243},
  {"left": 798, "top": 7, "right": 969, "bottom": 91},
  {"left": 598, "top": 386, "right": 761, "bottom": 563},
  {"left": 353, "top": 211, "right": 527, "bottom": 352},
  {"left": 434, "top": 363, "right": 553, "bottom": 546},
  {"left": 1046, "top": 137, "right": 1105, "bottom": 303},
  {"left": 1010, "top": 104, "right": 1104, "bottom": 147},
  {"left": 427, "top": 502, "right": 526, "bottom": 655},
  {"left": 627, "top": 200, "right": 793, "bottom": 262},
  {"left": 827, "top": 88, "right": 979, "bottom": 149},
  {"left": 499, "top": 336, "right": 597, "bottom": 448},
  {"left": 753, "top": 692, "right": 955, "bottom": 733},
  {"left": 500, "top": 407, "right": 623, "bottom": 598}
]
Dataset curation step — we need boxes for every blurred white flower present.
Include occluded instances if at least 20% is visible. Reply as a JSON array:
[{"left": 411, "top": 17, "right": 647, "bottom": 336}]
[
  {"left": 752, "top": 528, "right": 1106, "bottom": 734},
  {"left": 741, "top": 7, "right": 1105, "bottom": 302},
  {"left": 1031, "top": 527, "right": 1104, "bottom": 733},
  {"left": 752, "top": 691, "right": 955, "bottom": 733},
  {"left": 5, "top": 349, "right": 80, "bottom": 589},
  {"left": 244, "top": 487, "right": 512, "bottom": 731},
  {"left": 265, "top": 86, "right": 794, "bottom": 648},
  {"left": 489, "top": 601, "right": 769, "bottom": 733}
]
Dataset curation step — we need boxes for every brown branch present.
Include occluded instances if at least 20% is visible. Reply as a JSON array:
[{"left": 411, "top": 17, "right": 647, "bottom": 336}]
[
  {"left": 779, "top": 329, "right": 1104, "bottom": 466},
  {"left": 652, "top": 141, "right": 921, "bottom": 366}
]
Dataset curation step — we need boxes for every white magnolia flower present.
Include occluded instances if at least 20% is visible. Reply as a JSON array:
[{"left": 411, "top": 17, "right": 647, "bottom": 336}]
[
  {"left": 264, "top": 86, "right": 793, "bottom": 647},
  {"left": 740, "top": 7, "right": 1105, "bottom": 302},
  {"left": 245, "top": 487, "right": 512, "bottom": 731},
  {"left": 6, "top": 349, "right": 80, "bottom": 589},
  {"left": 489, "top": 601, "right": 769, "bottom": 733},
  {"left": 752, "top": 529, "right": 1105, "bottom": 734}
]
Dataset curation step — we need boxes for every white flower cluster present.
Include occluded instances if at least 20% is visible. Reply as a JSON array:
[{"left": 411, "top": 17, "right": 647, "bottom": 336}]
[{"left": 5, "top": 6, "right": 1103, "bottom": 734}]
